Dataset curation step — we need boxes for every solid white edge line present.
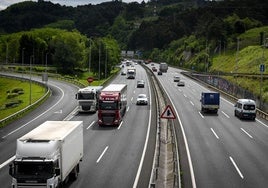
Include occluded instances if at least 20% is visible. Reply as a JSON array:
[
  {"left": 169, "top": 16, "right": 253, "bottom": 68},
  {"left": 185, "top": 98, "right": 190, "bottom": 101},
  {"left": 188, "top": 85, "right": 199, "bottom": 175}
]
[
  {"left": 229, "top": 156, "right": 244, "bottom": 179},
  {"left": 96, "top": 146, "right": 109, "bottom": 163},
  {"left": 133, "top": 75, "right": 152, "bottom": 188},
  {"left": 0, "top": 156, "right": 15, "bottom": 170},
  {"left": 210, "top": 128, "right": 219, "bottom": 139},
  {"left": 156, "top": 78, "right": 197, "bottom": 188}
]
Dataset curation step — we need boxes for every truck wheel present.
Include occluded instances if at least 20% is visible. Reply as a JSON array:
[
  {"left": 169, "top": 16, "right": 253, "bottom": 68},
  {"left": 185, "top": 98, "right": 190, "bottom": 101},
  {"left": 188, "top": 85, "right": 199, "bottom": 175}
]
[{"left": 70, "top": 164, "right": 79, "bottom": 181}]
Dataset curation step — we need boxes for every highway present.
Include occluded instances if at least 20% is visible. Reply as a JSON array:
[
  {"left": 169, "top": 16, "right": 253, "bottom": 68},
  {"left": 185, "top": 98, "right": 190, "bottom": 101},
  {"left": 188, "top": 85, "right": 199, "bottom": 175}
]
[
  {"left": 153, "top": 65, "right": 268, "bottom": 188},
  {"left": 0, "top": 65, "right": 156, "bottom": 188},
  {"left": 1, "top": 63, "right": 268, "bottom": 188}
]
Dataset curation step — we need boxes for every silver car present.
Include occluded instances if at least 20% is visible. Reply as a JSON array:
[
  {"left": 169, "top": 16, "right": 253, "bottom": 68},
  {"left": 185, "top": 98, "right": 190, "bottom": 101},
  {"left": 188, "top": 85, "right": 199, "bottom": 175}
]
[{"left": 136, "top": 94, "right": 148, "bottom": 105}]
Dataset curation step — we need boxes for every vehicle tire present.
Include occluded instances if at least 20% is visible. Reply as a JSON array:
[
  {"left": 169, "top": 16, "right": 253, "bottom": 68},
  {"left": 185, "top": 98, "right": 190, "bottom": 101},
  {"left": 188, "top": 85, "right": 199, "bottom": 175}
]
[
  {"left": 70, "top": 164, "right": 79, "bottom": 181},
  {"left": 63, "top": 174, "right": 69, "bottom": 184}
]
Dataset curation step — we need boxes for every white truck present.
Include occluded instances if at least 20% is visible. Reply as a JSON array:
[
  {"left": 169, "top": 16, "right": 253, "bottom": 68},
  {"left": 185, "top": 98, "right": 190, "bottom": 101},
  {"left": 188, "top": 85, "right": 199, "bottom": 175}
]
[
  {"left": 75, "top": 86, "right": 103, "bottom": 112},
  {"left": 159, "top": 62, "right": 168, "bottom": 72},
  {"left": 9, "top": 121, "right": 83, "bottom": 188},
  {"left": 126, "top": 68, "right": 136, "bottom": 79}
]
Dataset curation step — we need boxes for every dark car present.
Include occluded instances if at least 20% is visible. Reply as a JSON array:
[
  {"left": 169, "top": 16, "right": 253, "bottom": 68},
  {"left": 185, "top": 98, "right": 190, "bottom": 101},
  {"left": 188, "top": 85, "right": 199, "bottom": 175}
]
[
  {"left": 177, "top": 80, "right": 185, "bottom": 86},
  {"left": 137, "top": 80, "right": 145, "bottom": 88},
  {"left": 157, "top": 71, "right": 162, "bottom": 75},
  {"left": 152, "top": 67, "right": 157, "bottom": 72}
]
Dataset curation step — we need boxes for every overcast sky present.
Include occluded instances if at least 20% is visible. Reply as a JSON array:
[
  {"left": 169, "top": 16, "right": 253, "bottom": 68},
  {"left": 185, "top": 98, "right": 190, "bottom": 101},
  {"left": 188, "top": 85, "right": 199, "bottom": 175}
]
[{"left": 0, "top": 0, "right": 144, "bottom": 10}]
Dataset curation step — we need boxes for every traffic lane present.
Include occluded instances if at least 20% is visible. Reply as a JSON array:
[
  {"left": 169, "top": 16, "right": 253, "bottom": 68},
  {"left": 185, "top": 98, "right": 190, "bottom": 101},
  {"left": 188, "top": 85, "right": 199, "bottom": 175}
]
[
  {"left": 68, "top": 83, "right": 151, "bottom": 187},
  {"left": 160, "top": 70, "right": 268, "bottom": 187},
  {"left": 0, "top": 76, "right": 79, "bottom": 186},
  {"left": 0, "top": 83, "right": 67, "bottom": 165},
  {"left": 167, "top": 84, "right": 242, "bottom": 187},
  {"left": 0, "top": 164, "right": 12, "bottom": 188},
  {"left": 210, "top": 115, "right": 268, "bottom": 187}
]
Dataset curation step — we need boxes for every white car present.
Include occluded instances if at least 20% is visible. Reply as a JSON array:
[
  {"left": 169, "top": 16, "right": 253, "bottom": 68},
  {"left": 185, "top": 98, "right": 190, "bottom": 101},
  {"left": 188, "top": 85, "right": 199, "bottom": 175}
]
[
  {"left": 136, "top": 94, "right": 148, "bottom": 105},
  {"left": 174, "top": 75, "right": 180, "bottom": 82}
]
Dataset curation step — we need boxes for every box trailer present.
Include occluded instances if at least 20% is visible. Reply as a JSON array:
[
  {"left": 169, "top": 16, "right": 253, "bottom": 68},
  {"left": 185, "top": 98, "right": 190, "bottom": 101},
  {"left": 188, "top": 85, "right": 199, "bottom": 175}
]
[{"left": 9, "top": 121, "right": 83, "bottom": 188}]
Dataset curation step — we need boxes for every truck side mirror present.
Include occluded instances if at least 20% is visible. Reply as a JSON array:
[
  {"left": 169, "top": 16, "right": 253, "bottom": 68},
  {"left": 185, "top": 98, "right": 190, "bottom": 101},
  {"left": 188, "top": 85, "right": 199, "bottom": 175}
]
[{"left": 55, "top": 168, "right": 60, "bottom": 176}]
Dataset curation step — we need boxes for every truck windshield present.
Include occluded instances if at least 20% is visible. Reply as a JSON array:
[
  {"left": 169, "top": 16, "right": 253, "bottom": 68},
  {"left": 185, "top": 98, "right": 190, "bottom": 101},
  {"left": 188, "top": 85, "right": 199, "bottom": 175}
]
[
  {"left": 13, "top": 161, "right": 54, "bottom": 179},
  {"left": 99, "top": 101, "right": 118, "bottom": 110},
  {"left": 78, "top": 93, "right": 95, "bottom": 100},
  {"left": 243, "top": 104, "right": 255, "bottom": 110}
]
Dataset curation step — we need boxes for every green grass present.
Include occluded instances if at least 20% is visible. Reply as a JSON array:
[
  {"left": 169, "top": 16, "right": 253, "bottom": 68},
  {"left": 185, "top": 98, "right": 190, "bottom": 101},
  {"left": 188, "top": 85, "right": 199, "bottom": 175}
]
[
  {"left": 210, "top": 45, "right": 268, "bottom": 102},
  {"left": 0, "top": 77, "right": 46, "bottom": 120}
]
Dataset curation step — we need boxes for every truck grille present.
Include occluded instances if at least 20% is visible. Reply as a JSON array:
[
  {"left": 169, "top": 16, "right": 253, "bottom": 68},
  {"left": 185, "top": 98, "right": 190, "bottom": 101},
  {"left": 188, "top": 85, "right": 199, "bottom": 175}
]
[{"left": 102, "top": 113, "right": 115, "bottom": 125}]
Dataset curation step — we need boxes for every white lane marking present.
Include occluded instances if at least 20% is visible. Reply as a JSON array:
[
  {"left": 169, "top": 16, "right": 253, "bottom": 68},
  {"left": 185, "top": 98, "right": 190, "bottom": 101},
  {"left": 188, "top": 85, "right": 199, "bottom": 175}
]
[
  {"left": 2, "top": 83, "right": 65, "bottom": 139},
  {"left": 117, "top": 121, "right": 123, "bottom": 130},
  {"left": 229, "top": 156, "right": 244, "bottom": 179},
  {"left": 221, "top": 111, "right": 230, "bottom": 118},
  {"left": 64, "top": 107, "right": 78, "bottom": 121},
  {"left": 0, "top": 156, "right": 15, "bottom": 170},
  {"left": 87, "top": 121, "right": 95, "bottom": 130},
  {"left": 183, "top": 94, "right": 187, "bottom": 98},
  {"left": 256, "top": 119, "right": 268, "bottom": 128},
  {"left": 156, "top": 78, "right": 197, "bottom": 188},
  {"left": 199, "top": 112, "right": 204, "bottom": 119},
  {"left": 240, "top": 128, "right": 253, "bottom": 139},
  {"left": 96, "top": 146, "right": 109, "bottom": 163},
  {"left": 190, "top": 101, "right": 194, "bottom": 106},
  {"left": 210, "top": 128, "right": 219, "bottom": 139},
  {"left": 131, "top": 97, "right": 133, "bottom": 101},
  {"left": 126, "top": 106, "right": 130, "bottom": 112}
]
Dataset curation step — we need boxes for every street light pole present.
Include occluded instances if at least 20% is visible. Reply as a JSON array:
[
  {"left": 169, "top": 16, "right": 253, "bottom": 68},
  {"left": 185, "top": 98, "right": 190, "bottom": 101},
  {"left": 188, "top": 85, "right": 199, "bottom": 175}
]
[
  {"left": 98, "top": 41, "right": 101, "bottom": 82},
  {"left": 105, "top": 45, "right": 107, "bottom": 78},
  {"left": 22, "top": 48, "right": 25, "bottom": 78},
  {"left": 89, "top": 39, "right": 91, "bottom": 73},
  {"left": 29, "top": 55, "right": 33, "bottom": 105}
]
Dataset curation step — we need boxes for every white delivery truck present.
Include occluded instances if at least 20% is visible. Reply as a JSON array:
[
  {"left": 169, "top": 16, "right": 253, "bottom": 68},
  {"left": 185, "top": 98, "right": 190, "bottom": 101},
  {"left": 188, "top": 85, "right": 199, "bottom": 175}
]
[
  {"left": 126, "top": 68, "right": 136, "bottom": 79},
  {"left": 9, "top": 121, "right": 83, "bottom": 188},
  {"left": 75, "top": 86, "right": 103, "bottom": 112}
]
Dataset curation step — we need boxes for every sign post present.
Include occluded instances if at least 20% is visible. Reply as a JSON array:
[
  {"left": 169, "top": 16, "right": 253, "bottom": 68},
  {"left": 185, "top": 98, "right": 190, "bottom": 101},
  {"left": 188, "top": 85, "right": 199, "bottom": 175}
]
[{"left": 160, "top": 105, "right": 176, "bottom": 141}]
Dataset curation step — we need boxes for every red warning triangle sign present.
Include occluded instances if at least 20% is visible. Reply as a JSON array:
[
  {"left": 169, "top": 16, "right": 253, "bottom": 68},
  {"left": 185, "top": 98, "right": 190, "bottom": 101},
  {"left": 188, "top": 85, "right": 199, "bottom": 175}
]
[{"left": 160, "top": 105, "right": 176, "bottom": 119}]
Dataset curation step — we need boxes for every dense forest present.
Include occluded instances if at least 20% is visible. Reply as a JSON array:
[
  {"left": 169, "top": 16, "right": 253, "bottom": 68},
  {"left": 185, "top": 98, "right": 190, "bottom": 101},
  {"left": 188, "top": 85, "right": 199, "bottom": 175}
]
[{"left": 0, "top": 0, "right": 268, "bottom": 75}]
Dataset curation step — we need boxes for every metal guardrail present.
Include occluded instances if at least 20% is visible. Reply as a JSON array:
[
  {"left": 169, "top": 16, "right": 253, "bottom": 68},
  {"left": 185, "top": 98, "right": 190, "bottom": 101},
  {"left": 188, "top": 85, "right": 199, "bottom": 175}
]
[
  {"left": 0, "top": 74, "right": 50, "bottom": 127},
  {"left": 144, "top": 65, "right": 181, "bottom": 188}
]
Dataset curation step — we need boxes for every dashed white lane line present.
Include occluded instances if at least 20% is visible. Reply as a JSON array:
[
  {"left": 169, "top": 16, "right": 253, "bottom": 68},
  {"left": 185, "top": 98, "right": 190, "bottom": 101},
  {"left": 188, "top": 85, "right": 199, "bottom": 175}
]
[
  {"left": 229, "top": 156, "right": 244, "bottom": 179},
  {"left": 96, "top": 146, "right": 109, "bottom": 163},
  {"left": 87, "top": 121, "right": 95, "bottom": 130},
  {"left": 210, "top": 128, "right": 219, "bottom": 139},
  {"left": 241, "top": 128, "right": 253, "bottom": 139}
]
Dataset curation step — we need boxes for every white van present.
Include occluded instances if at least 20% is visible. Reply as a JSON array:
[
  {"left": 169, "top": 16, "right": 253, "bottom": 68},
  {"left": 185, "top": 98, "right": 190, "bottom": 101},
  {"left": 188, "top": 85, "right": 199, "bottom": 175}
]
[{"left": 234, "top": 99, "right": 256, "bottom": 120}]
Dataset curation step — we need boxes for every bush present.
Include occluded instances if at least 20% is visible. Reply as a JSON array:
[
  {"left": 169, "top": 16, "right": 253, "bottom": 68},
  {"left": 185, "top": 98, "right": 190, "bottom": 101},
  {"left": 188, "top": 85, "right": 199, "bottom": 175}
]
[
  {"left": 7, "top": 93, "right": 19, "bottom": 99},
  {"left": 11, "top": 88, "right": 24, "bottom": 94},
  {"left": 5, "top": 100, "right": 23, "bottom": 108}
]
